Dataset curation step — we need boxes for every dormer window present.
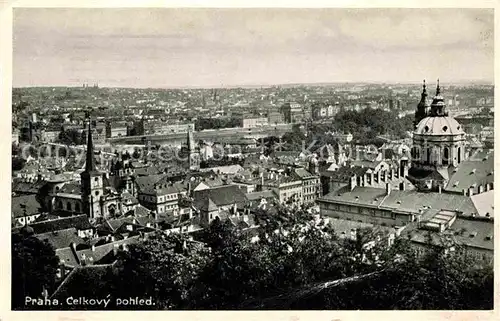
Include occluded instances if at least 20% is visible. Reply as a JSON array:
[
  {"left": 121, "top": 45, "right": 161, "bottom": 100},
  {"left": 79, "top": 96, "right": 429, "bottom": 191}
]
[
  {"left": 424, "top": 126, "right": 429, "bottom": 132},
  {"left": 442, "top": 126, "right": 448, "bottom": 132}
]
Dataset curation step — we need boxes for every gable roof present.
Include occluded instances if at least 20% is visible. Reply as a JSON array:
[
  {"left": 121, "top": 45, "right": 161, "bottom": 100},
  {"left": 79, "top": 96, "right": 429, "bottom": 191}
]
[
  {"left": 35, "top": 228, "right": 87, "bottom": 249},
  {"left": 58, "top": 182, "right": 82, "bottom": 195},
  {"left": 193, "top": 185, "right": 247, "bottom": 209},
  {"left": 25, "top": 214, "right": 93, "bottom": 234}
]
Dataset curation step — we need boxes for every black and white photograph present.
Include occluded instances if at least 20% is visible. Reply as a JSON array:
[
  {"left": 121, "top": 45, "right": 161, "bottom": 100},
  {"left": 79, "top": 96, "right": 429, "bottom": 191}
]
[{"left": 7, "top": 4, "right": 495, "bottom": 312}]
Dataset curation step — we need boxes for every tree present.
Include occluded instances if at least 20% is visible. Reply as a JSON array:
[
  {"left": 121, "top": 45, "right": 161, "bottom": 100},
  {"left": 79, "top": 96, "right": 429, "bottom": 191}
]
[
  {"left": 12, "top": 231, "right": 60, "bottom": 310},
  {"left": 113, "top": 232, "right": 211, "bottom": 309}
]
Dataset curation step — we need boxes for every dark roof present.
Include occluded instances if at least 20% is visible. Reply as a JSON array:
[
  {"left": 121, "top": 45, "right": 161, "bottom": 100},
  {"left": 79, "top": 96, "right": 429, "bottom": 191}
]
[
  {"left": 323, "top": 165, "right": 369, "bottom": 182},
  {"left": 134, "top": 166, "right": 161, "bottom": 176},
  {"left": 12, "top": 194, "right": 41, "bottom": 218},
  {"left": 35, "top": 228, "right": 87, "bottom": 249},
  {"left": 193, "top": 185, "right": 247, "bottom": 209},
  {"left": 58, "top": 182, "right": 81, "bottom": 195},
  {"left": 27, "top": 214, "right": 93, "bottom": 234},
  {"left": 134, "top": 174, "right": 167, "bottom": 191},
  {"left": 12, "top": 179, "right": 44, "bottom": 195},
  {"left": 106, "top": 216, "right": 135, "bottom": 232}
]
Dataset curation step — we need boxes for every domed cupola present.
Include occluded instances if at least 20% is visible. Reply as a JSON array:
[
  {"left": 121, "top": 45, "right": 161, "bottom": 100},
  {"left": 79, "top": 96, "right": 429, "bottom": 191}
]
[{"left": 410, "top": 80, "right": 466, "bottom": 186}]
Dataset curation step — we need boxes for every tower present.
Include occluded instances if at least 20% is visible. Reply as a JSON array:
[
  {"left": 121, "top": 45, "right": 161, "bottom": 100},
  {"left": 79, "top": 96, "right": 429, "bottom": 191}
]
[
  {"left": 80, "top": 117, "right": 104, "bottom": 218},
  {"left": 410, "top": 80, "right": 466, "bottom": 190},
  {"left": 187, "top": 129, "right": 200, "bottom": 171},
  {"left": 414, "top": 80, "right": 430, "bottom": 128}
]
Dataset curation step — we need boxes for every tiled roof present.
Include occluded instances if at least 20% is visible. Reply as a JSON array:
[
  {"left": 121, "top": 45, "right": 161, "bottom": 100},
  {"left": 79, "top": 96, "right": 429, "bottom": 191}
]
[
  {"left": 134, "top": 166, "right": 161, "bottom": 176},
  {"left": 322, "top": 165, "right": 369, "bottom": 182},
  {"left": 27, "top": 214, "right": 93, "bottom": 234},
  {"left": 106, "top": 216, "right": 135, "bottom": 232},
  {"left": 12, "top": 194, "right": 41, "bottom": 218},
  {"left": 194, "top": 185, "right": 247, "bottom": 209},
  {"left": 403, "top": 217, "right": 493, "bottom": 251},
  {"left": 76, "top": 236, "right": 141, "bottom": 265},
  {"left": 444, "top": 152, "right": 494, "bottom": 193},
  {"left": 294, "top": 168, "right": 315, "bottom": 179},
  {"left": 58, "top": 182, "right": 81, "bottom": 195},
  {"left": 35, "top": 228, "right": 86, "bottom": 249},
  {"left": 141, "top": 182, "right": 186, "bottom": 196},
  {"left": 12, "top": 179, "right": 44, "bottom": 195},
  {"left": 319, "top": 186, "right": 478, "bottom": 217},
  {"left": 134, "top": 174, "right": 167, "bottom": 191}
]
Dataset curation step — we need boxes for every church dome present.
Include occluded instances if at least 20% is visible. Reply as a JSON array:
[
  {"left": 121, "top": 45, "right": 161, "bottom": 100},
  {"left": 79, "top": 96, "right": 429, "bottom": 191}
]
[{"left": 415, "top": 116, "right": 464, "bottom": 136}]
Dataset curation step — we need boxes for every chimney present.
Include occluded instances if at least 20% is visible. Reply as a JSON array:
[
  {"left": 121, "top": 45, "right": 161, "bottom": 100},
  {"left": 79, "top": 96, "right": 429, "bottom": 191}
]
[
  {"left": 395, "top": 166, "right": 400, "bottom": 179},
  {"left": 349, "top": 174, "right": 357, "bottom": 191},
  {"left": 91, "top": 245, "right": 96, "bottom": 252},
  {"left": 462, "top": 188, "right": 467, "bottom": 196},
  {"left": 385, "top": 183, "right": 391, "bottom": 196},
  {"left": 390, "top": 167, "right": 395, "bottom": 180},
  {"left": 478, "top": 185, "right": 484, "bottom": 194},
  {"left": 399, "top": 181, "right": 405, "bottom": 191},
  {"left": 485, "top": 183, "right": 491, "bottom": 192},
  {"left": 403, "top": 165, "right": 408, "bottom": 177},
  {"left": 467, "top": 187, "right": 474, "bottom": 196},
  {"left": 377, "top": 170, "right": 381, "bottom": 183},
  {"left": 438, "top": 185, "right": 442, "bottom": 194},
  {"left": 369, "top": 171, "right": 374, "bottom": 186}
]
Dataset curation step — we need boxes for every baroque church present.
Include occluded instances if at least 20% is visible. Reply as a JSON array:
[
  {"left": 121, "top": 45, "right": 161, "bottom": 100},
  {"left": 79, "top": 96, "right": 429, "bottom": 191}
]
[
  {"left": 408, "top": 80, "right": 492, "bottom": 193},
  {"left": 37, "top": 118, "right": 134, "bottom": 220}
]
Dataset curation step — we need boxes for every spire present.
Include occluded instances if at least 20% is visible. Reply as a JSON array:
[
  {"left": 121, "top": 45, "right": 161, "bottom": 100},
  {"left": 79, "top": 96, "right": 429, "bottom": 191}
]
[
  {"left": 436, "top": 78, "right": 441, "bottom": 96},
  {"left": 422, "top": 79, "right": 427, "bottom": 94},
  {"left": 85, "top": 116, "right": 97, "bottom": 172}
]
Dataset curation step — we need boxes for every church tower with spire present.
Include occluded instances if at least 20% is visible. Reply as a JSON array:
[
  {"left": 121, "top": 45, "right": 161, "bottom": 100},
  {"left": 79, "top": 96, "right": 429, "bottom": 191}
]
[
  {"left": 81, "top": 116, "right": 104, "bottom": 218},
  {"left": 414, "top": 80, "right": 430, "bottom": 128}
]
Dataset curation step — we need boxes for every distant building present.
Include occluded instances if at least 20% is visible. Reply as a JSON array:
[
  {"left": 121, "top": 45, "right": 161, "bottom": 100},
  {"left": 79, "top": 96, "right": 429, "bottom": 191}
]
[
  {"left": 106, "top": 121, "right": 128, "bottom": 138},
  {"left": 242, "top": 117, "right": 269, "bottom": 129},
  {"left": 268, "top": 111, "right": 284, "bottom": 125},
  {"left": 281, "top": 102, "right": 304, "bottom": 123}
]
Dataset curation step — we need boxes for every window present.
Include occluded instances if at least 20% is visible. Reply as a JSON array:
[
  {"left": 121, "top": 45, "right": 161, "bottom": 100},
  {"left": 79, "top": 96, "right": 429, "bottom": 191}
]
[
  {"left": 75, "top": 203, "right": 81, "bottom": 212},
  {"left": 443, "top": 147, "right": 449, "bottom": 166},
  {"left": 67, "top": 202, "right": 72, "bottom": 211},
  {"left": 95, "top": 191, "right": 99, "bottom": 196},
  {"left": 94, "top": 177, "right": 99, "bottom": 182}
]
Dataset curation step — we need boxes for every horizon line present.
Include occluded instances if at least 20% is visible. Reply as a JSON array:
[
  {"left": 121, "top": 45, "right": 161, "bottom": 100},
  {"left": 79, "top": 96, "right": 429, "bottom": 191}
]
[{"left": 12, "top": 79, "right": 495, "bottom": 90}]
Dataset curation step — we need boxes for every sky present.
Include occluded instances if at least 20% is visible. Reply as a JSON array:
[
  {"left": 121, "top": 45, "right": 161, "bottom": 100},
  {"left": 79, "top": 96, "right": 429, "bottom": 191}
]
[{"left": 13, "top": 8, "right": 494, "bottom": 88}]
